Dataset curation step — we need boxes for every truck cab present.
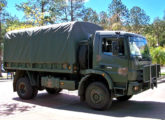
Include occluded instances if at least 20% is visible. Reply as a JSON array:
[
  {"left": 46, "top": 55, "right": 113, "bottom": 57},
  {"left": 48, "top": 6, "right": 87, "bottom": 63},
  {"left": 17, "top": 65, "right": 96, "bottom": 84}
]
[
  {"left": 79, "top": 31, "right": 160, "bottom": 109},
  {"left": 93, "top": 31, "right": 159, "bottom": 89}
]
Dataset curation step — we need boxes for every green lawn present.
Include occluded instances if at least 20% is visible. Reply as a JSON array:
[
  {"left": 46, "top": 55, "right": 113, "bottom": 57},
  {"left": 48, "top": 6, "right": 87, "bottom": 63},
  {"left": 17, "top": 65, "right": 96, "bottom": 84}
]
[{"left": 161, "top": 72, "right": 165, "bottom": 76}]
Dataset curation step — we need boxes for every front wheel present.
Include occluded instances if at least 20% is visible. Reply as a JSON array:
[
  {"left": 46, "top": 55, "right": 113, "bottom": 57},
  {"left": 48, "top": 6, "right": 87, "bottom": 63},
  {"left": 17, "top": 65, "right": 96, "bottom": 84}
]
[
  {"left": 16, "top": 77, "right": 38, "bottom": 99},
  {"left": 116, "top": 95, "right": 133, "bottom": 102},
  {"left": 85, "top": 82, "right": 112, "bottom": 110}
]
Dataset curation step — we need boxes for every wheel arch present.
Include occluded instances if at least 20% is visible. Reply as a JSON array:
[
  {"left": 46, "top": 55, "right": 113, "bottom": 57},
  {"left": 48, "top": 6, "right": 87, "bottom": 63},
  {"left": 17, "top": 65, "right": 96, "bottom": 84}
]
[
  {"left": 13, "top": 70, "right": 26, "bottom": 91},
  {"left": 13, "top": 70, "right": 37, "bottom": 91},
  {"left": 78, "top": 70, "right": 113, "bottom": 100}
]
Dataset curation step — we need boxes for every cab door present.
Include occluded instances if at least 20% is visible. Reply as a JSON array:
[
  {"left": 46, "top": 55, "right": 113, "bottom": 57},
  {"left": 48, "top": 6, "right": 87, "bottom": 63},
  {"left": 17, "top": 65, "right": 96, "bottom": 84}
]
[{"left": 98, "top": 36, "right": 129, "bottom": 85}]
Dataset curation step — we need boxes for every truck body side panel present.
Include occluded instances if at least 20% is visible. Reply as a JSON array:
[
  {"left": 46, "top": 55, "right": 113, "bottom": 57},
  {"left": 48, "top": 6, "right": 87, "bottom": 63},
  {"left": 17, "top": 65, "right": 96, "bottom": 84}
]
[{"left": 4, "top": 22, "right": 102, "bottom": 73}]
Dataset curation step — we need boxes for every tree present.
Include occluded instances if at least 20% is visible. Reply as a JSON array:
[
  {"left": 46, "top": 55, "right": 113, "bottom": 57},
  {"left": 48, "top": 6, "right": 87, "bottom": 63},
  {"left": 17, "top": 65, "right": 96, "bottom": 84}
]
[
  {"left": 68, "top": 0, "right": 85, "bottom": 21},
  {"left": 0, "top": 0, "right": 8, "bottom": 76},
  {"left": 49, "top": 0, "right": 67, "bottom": 22},
  {"left": 82, "top": 8, "right": 99, "bottom": 24},
  {"left": 0, "top": 0, "right": 8, "bottom": 42},
  {"left": 108, "top": 0, "right": 129, "bottom": 27},
  {"left": 143, "top": 24, "right": 156, "bottom": 47},
  {"left": 130, "top": 6, "right": 150, "bottom": 33},
  {"left": 143, "top": 18, "right": 165, "bottom": 47},
  {"left": 5, "top": 16, "right": 34, "bottom": 32},
  {"left": 16, "top": 0, "right": 53, "bottom": 26},
  {"left": 99, "top": 11, "right": 109, "bottom": 29},
  {"left": 152, "top": 18, "right": 165, "bottom": 46},
  {"left": 50, "top": 0, "right": 86, "bottom": 22}
]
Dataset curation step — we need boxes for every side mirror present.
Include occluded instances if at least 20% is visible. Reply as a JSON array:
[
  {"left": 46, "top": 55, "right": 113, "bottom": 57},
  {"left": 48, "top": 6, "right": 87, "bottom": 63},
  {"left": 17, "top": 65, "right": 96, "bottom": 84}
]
[{"left": 112, "top": 41, "right": 119, "bottom": 56}]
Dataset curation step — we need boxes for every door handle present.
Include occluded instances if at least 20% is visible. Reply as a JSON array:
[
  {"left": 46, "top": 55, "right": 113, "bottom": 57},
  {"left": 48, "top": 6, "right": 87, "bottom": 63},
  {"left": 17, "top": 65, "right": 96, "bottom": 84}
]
[
  {"left": 106, "top": 66, "right": 112, "bottom": 69},
  {"left": 100, "top": 65, "right": 112, "bottom": 69}
]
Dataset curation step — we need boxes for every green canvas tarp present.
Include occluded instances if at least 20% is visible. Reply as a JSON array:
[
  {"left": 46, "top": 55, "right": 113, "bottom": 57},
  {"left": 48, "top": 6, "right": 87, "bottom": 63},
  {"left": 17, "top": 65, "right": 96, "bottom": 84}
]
[{"left": 4, "top": 21, "right": 102, "bottom": 65}]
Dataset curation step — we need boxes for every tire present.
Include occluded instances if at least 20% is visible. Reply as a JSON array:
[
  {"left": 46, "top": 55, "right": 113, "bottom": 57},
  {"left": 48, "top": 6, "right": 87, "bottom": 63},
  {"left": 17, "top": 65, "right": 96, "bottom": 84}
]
[
  {"left": 32, "top": 87, "right": 38, "bottom": 98},
  {"left": 116, "top": 95, "right": 132, "bottom": 102},
  {"left": 85, "top": 82, "right": 112, "bottom": 110},
  {"left": 46, "top": 88, "right": 62, "bottom": 94},
  {"left": 16, "top": 77, "right": 38, "bottom": 99},
  {"left": 79, "top": 45, "right": 88, "bottom": 69}
]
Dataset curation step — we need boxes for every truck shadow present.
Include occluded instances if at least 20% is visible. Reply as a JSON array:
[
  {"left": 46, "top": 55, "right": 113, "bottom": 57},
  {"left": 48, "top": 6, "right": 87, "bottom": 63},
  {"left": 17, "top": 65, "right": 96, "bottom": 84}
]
[{"left": 13, "top": 92, "right": 165, "bottom": 119}]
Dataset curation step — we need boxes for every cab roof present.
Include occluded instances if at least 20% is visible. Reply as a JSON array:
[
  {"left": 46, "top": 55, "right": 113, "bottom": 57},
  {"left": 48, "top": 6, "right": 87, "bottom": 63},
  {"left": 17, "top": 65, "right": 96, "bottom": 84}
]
[{"left": 96, "top": 31, "right": 145, "bottom": 38}]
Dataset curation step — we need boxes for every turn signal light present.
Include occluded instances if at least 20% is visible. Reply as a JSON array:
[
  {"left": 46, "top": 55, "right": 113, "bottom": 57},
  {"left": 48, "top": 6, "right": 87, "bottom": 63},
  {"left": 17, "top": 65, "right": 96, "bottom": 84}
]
[{"left": 133, "top": 86, "right": 139, "bottom": 91}]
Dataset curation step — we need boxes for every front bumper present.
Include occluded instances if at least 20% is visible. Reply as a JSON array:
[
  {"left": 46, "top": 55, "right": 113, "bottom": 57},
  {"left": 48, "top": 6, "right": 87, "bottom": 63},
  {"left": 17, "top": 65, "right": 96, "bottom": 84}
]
[
  {"left": 127, "top": 64, "right": 161, "bottom": 95},
  {"left": 127, "top": 81, "right": 157, "bottom": 95}
]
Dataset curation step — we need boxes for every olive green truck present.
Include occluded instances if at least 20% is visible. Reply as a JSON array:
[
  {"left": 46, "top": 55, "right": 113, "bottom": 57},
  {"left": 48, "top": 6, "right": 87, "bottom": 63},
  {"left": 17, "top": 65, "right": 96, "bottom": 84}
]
[{"left": 4, "top": 22, "right": 160, "bottom": 110}]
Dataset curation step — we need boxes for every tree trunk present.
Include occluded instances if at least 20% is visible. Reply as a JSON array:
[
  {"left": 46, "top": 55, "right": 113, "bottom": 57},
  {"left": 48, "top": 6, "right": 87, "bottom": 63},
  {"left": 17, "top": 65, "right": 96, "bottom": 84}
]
[
  {"left": 0, "top": 11, "right": 3, "bottom": 77},
  {"left": 156, "top": 33, "right": 160, "bottom": 46},
  {"left": 64, "top": 8, "right": 68, "bottom": 22},
  {"left": 70, "top": 0, "right": 74, "bottom": 21},
  {"left": 157, "top": 35, "right": 159, "bottom": 46},
  {"left": 41, "top": 1, "right": 45, "bottom": 26}
]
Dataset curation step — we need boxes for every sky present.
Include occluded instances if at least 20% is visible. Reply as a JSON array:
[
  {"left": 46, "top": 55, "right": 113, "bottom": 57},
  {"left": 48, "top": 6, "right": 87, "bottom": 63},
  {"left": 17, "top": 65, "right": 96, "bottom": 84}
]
[{"left": 6, "top": 0, "right": 165, "bottom": 23}]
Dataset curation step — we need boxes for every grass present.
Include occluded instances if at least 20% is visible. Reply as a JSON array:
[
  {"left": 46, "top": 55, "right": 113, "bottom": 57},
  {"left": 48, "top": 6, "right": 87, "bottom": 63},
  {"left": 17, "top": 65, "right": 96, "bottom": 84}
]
[{"left": 161, "top": 72, "right": 165, "bottom": 76}]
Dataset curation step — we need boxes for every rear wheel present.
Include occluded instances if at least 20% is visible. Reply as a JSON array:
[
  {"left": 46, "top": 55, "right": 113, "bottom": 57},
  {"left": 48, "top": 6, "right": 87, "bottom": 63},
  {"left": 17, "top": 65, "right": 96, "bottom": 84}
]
[
  {"left": 32, "top": 87, "right": 38, "bottom": 98},
  {"left": 116, "top": 95, "right": 132, "bottom": 102},
  {"left": 16, "top": 77, "right": 38, "bottom": 99},
  {"left": 46, "top": 88, "right": 62, "bottom": 94},
  {"left": 85, "top": 82, "right": 112, "bottom": 110}
]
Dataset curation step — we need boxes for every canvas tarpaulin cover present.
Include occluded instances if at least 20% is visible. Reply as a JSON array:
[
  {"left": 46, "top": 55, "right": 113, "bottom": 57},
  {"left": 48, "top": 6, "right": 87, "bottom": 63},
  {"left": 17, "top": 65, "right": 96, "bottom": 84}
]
[{"left": 4, "top": 21, "right": 102, "bottom": 65}]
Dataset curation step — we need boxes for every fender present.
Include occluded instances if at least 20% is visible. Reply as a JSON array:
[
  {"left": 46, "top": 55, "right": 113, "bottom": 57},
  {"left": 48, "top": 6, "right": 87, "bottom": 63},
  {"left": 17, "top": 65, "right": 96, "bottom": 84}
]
[
  {"left": 13, "top": 70, "right": 25, "bottom": 91},
  {"left": 78, "top": 69, "right": 113, "bottom": 96}
]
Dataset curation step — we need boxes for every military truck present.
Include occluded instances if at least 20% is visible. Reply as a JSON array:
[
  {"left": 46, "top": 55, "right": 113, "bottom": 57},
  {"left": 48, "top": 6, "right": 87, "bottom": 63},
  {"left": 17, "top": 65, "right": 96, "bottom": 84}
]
[{"left": 4, "top": 22, "right": 160, "bottom": 110}]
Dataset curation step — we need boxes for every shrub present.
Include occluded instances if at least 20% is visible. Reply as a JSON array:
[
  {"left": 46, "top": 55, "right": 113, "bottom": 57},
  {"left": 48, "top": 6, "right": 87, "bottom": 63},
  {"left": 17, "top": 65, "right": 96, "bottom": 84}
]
[{"left": 150, "top": 47, "right": 165, "bottom": 66}]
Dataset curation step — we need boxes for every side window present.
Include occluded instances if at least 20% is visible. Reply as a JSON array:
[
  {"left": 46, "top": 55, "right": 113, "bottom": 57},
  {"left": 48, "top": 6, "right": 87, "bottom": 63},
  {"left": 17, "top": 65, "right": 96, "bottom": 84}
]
[
  {"left": 102, "top": 37, "right": 125, "bottom": 56},
  {"left": 102, "top": 38, "right": 112, "bottom": 56}
]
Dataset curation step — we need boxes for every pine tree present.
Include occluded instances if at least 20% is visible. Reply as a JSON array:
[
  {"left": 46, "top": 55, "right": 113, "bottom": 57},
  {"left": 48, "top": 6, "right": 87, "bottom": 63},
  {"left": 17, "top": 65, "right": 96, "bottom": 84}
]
[
  {"left": 0, "top": 0, "right": 8, "bottom": 76},
  {"left": 99, "top": 11, "right": 109, "bottom": 29},
  {"left": 50, "top": 0, "right": 86, "bottom": 22},
  {"left": 108, "top": 0, "right": 129, "bottom": 26},
  {"left": 130, "top": 6, "right": 150, "bottom": 33},
  {"left": 16, "top": 0, "right": 53, "bottom": 25},
  {"left": 82, "top": 8, "right": 99, "bottom": 24}
]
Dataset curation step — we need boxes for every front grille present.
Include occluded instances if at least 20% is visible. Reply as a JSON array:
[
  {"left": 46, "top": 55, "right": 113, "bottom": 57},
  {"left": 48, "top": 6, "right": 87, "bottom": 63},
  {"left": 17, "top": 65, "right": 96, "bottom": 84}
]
[
  {"left": 143, "top": 64, "right": 160, "bottom": 83},
  {"left": 137, "top": 70, "right": 143, "bottom": 81}
]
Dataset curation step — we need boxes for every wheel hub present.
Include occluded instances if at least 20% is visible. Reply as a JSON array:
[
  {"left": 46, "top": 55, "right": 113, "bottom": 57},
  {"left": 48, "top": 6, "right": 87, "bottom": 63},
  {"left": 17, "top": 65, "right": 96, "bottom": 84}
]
[
  {"left": 19, "top": 83, "right": 26, "bottom": 95},
  {"left": 91, "top": 89, "right": 103, "bottom": 104},
  {"left": 93, "top": 93, "right": 99, "bottom": 101}
]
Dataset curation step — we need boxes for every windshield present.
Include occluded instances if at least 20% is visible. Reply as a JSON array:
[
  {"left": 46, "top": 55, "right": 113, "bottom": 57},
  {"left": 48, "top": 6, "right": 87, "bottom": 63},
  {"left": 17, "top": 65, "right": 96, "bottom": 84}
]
[{"left": 129, "top": 36, "right": 150, "bottom": 60}]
